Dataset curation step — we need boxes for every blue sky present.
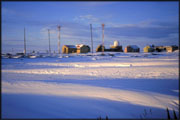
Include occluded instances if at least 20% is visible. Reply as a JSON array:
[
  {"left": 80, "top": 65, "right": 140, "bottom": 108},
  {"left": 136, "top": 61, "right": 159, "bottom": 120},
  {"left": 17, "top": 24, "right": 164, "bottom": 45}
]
[{"left": 2, "top": 1, "right": 179, "bottom": 53}]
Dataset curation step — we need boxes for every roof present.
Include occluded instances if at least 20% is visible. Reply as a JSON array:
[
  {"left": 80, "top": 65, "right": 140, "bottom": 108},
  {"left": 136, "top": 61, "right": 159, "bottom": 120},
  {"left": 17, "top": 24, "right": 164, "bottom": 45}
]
[
  {"left": 128, "top": 45, "right": 139, "bottom": 49},
  {"left": 145, "top": 45, "right": 154, "bottom": 48},
  {"left": 76, "top": 44, "right": 90, "bottom": 48},
  {"left": 76, "top": 44, "right": 84, "bottom": 48},
  {"left": 64, "top": 45, "right": 77, "bottom": 48}
]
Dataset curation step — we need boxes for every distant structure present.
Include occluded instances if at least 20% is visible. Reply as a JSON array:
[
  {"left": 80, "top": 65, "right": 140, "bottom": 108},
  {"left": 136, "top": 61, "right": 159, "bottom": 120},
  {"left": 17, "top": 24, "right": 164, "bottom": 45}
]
[
  {"left": 109, "top": 41, "right": 123, "bottom": 52},
  {"left": 165, "top": 45, "right": 178, "bottom": 52},
  {"left": 144, "top": 45, "right": 155, "bottom": 52},
  {"left": 76, "top": 44, "right": 90, "bottom": 54},
  {"left": 154, "top": 46, "right": 166, "bottom": 52},
  {"left": 144, "top": 45, "right": 178, "bottom": 53},
  {"left": 114, "top": 40, "right": 119, "bottom": 47},
  {"left": 62, "top": 45, "right": 77, "bottom": 54},
  {"left": 96, "top": 41, "right": 123, "bottom": 52},
  {"left": 24, "top": 27, "right": 26, "bottom": 55},
  {"left": 90, "top": 24, "right": 93, "bottom": 54},
  {"left": 48, "top": 29, "right": 51, "bottom": 53},
  {"left": 96, "top": 44, "right": 105, "bottom": 52},
  {"left": 57, "top": 25, "right": 61, "bottom": 54},
  {"left": 124, "top": 45, "right": 140, "bottom": 53},
  {"left": 62, "top": 44, "right": 90, "bottom": 54},
  {"left": 102, "top": 24, "right": 105, "bottom": 54}
]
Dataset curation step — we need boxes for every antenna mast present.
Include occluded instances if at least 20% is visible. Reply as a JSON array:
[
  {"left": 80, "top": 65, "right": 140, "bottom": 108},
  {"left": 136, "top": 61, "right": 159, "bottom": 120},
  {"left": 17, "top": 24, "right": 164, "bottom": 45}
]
[
  {"left": 90, "top": 24, "right": 93, "bottom": 55},
  {"left": 24, "top": 27, "right": 26, "bottom": 55},
  {"left": 57, "top": 25, "right": 61, "bottom": 54},
  {"left": 102, "top": 24, "right": 105, "bottom": 54},
  {"left": 48, "top": 29, "right": 51, "bottom": 53}
]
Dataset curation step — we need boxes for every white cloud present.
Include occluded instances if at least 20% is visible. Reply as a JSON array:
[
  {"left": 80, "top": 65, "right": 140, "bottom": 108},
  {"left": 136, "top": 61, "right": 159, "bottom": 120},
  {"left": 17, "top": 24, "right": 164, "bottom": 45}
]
[{"left": 74, "top": 15, "right": 100, "bottom": 24}]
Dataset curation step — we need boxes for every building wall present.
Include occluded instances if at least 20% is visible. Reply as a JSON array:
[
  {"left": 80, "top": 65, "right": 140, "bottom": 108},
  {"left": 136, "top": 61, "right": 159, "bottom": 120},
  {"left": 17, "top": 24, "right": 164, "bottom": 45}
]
[
  {"left": 125, "top": 46, "right": 139, "bottom": 53},
  {"left": 124, "top": 47, "right": 130, "bottom": 53},
  {"left": 68, "top": 48, "right": 77, "bottom": 53},
  {"left": 155, "top": 46, "right": 166, "bottom": 52},
  {"left": 144, "top": 46, "right": 154, "bottom": 52},
  {"left": 166, "top": 46, "right": 178, "bottom": 52},
  {"left": 62, "top": 46, "right": 77, "bottom": 54},
  {"left": 77, "top": 46, "right": 90, "bottom": 53},
  {"left": 144, "top": 46, "right": 149, "bottom": 52},
  {"left": 96, "top": 45, "right": 105, "bottom": 52},
  {"left": 62, "top": 46, "right": 68, "bottom": 54},
  {"left": 166, "top": 47, "right": 172, "bottom": 52}
]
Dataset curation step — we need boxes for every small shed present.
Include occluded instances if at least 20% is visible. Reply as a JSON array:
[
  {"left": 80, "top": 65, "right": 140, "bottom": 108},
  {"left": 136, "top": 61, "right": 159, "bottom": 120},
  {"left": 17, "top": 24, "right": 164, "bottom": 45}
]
[
  {"left": 124, "top": 45, "right": 140, "bottom": 53},
  {"left": 166, "top": 45, "right": 178, "bottom": 52},
  {"left": 96, "top": 45, "right": 105, "bottom": 52},
  {"left": 144, "top": 45, "right": 155, "bottom": 52},
  {"left": 62, "top": 45, "right": 77, "bottom": 54},
  {"left": 76, "top": 44, "right": 90, "bottom": 53},
  {"left": 155, "top": 46, "right": 166, "bottom": 52}
]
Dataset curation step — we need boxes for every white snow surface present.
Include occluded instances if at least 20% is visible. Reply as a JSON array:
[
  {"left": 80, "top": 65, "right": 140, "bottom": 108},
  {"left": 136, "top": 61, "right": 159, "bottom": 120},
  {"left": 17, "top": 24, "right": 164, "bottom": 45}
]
[{"left": 1, "top": 52, "right": 179, "bottom": 119}]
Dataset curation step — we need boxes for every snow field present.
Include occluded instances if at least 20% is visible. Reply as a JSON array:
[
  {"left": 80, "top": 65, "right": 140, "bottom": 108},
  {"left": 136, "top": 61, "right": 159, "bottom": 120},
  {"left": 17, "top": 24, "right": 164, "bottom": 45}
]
[{"left": 1, "top": 52, "right": 179, "bottom": 118}]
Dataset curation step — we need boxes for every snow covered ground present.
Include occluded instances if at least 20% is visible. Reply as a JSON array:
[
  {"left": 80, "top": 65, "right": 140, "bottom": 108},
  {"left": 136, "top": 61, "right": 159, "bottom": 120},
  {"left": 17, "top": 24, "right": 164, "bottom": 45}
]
[{"left": 1, "top": 51, "right": 179, "bottom": 119}]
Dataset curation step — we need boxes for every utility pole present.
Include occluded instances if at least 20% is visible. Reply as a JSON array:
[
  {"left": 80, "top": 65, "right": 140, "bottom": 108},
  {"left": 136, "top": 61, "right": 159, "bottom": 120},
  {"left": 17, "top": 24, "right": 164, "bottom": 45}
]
[
  {"left": 24, "top": 27, "right": 26, "bottom": 55},
  {"left": 102, "top": 24, "right": 105, "bottom": 54},
  {"left": 48, "top": 29, "right": 51, "bottom": 54},
  {"left": 90, "top": 24, "right": 93, "bottom": 55},
  {"left": 57, "top": 25, "right": 61, "bottom": 54}
]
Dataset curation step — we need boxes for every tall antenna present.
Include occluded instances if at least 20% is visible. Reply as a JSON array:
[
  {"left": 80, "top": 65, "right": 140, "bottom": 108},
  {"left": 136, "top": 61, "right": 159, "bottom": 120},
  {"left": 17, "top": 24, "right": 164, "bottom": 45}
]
[
  {"left": 24, "top": 27, "right": 26, "bottom": 55},
  {"left": 90, "top": 24, "right": 93, "bottom": 55},
  {"left": 57, "top": 25, "right": 61, "bottom": 54},
  {"left": 48, "top": 29, "right": 51, "bottom": 53},
  {"left": 102, "top": 24, "right": 105, "bottom": 54}
]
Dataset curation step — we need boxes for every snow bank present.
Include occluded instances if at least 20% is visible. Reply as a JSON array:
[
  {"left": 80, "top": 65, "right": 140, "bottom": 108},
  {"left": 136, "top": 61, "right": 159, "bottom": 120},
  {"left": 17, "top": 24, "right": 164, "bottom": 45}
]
[
  {"left": 2, "top": 81, "right": 178, "bottom": 111},
  {"left": 1, "top": 52, "right": 179, "bottom": 118}
]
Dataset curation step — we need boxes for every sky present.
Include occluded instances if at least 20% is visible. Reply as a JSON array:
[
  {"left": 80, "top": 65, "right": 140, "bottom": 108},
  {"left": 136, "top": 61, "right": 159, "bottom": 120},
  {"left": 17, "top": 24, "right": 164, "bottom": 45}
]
[{"left": 1, "top": 1, "right": 179, "bottom": 53}]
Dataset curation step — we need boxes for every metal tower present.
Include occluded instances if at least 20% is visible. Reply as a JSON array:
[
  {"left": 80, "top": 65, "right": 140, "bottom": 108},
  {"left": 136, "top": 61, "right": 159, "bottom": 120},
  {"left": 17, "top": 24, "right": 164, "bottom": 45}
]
[
  {"left": 90, "top": 24, "right": 93, "bottom": 55},
  {"left": 48, "top": 29, "right": 51, "bottom": 53},
  {"left": 57, "top": 25, "right": 61, "bottom": 54},
  {"left": 102, "top": 24, "right": 105, "bottom": 54},
  {"left": 24, "top": 27, "right": 26, "bottom": 55}
]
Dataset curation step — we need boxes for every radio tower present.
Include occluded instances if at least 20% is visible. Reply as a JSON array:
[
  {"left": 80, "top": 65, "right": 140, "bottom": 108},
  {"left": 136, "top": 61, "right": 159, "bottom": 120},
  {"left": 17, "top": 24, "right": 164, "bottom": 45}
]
[
  {"left": 90, "top": 24, "right": 93, "bottom": 55},
  {"left": 102, "top": 24, "right": 105, "bottom": 54},
  {"left": 24, "top": 27, "right": 26, "bottom": 55},
  {"left": 48, "top": 29, "right": 51, "bottom": 54},
  {"left": 57, "top": 25, "right": 61, "bottom": 54}
]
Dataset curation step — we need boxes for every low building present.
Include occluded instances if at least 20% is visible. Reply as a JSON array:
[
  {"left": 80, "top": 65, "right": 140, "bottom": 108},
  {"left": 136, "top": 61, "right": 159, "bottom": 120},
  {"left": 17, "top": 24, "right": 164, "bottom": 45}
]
[
  {"left": 96, "top": 45, "right": 105, "bottom": 52},
  {"left": 76, "top": 44, "right": 90, "bottom": 53},
  {"left": 165, "top": 45, "right": 178, "bottom": 52},
  {"left": 124, "top": 45, "right": 140, "bottom": 53},
  {"left": 109, "top": 41, "right": 123, "bottom": 52},
  {"left": 96, "top": 41, "right": 123, "bottom": 52},
  {"left": 154, "top": 46, "right": 166, "bottom": 52},
  {"left": 144, "top": 45, "right": 155, "bottom": 52},
  {"left": 62, "top": 45, "right": 77, "bottom": 54},
  {"left": 109, "top": 46, "right": 123, "bottom": 52}
]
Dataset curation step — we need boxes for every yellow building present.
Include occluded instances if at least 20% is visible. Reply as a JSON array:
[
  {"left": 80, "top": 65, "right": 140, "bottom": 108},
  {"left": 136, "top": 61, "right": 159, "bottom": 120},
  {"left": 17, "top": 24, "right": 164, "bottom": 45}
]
[
  {"left": 62, "top": 45, "right": 77, "bottom": 54},
  {"left": 144, "top": 45, "right": 154, "bottom": 52},
  {"left": 165, "top": 45, "right": 178, "bottom": 52}
]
